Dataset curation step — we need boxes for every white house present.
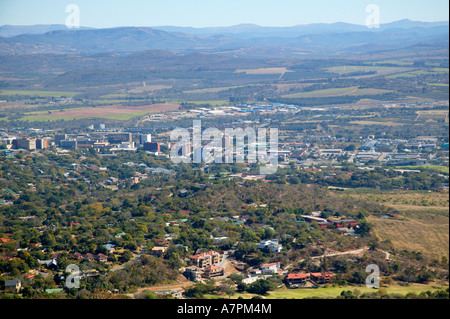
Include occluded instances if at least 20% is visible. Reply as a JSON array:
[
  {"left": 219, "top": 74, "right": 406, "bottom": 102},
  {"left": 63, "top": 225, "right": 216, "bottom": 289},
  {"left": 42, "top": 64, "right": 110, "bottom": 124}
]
[
  {"left": 260, "top": 262, "right": 281, "bottom": 274},
  {"left": 257, "top": 239, "right": 282, "bottom": 253}
]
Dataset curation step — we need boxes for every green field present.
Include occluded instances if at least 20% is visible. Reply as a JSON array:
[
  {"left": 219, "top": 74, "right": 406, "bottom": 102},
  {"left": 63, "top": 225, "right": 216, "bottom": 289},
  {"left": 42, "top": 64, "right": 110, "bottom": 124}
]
[
  {"left": 183, "top": 86, "right": 246, "bottom": 94},
  {"left": 174, "top": 100, "right": 230, "bottom": 106},
  {"left": 326, "top": 65, "right": 411, "bottom": 76},
  {"left": 204, "top": 282, "right": 448, "bottom": 299},
  {"left": 370, "top": 60, "right": 414, "bottom": 66},
  {"left": 428, "top": 83, "right": 449, "bottom": 87},
  {"left": 396, "top": 165, "right": 449, "bottom": 174},
  {"left": 387, "top": 68, "right": 449, "bottom": 79},
  {"left": 0, "top": 90, "right": 80, "bottom": 97},
  {"left": 20, "top": 110, "right": 154, "bottom": 122},
  {"left": 283, "top": 86, "right": 392, "bottom": 98}
]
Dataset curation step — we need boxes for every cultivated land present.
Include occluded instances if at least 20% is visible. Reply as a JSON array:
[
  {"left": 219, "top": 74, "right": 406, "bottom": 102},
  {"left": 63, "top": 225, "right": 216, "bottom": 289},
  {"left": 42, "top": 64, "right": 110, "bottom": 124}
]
[
  {"left": 235, "top": 67, "right": 292, "bottom": 75},
  {"left": 282, "top": 86, "right": 393, "bottom": 98},
  {"left": 0, "top": 90, "right": 81, "bottom": 97},
  {"left": 21, "top": 103, "right": 180, "bottom": 121}
]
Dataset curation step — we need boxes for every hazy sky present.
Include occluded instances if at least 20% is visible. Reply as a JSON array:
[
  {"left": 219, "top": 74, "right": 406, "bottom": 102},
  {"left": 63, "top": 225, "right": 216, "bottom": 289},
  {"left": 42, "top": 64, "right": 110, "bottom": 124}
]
[{"left": 0, "top": 0, "right": 448, "bottom": 28}]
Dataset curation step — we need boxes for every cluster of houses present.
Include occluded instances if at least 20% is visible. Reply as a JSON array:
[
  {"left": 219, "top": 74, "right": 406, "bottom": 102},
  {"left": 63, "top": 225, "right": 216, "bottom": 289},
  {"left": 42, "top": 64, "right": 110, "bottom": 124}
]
[
  {"left": 285, "top": 272, "right": 335, "bottom": 288},
  {"left": 183, "top": 250, "right": 225, "bottom": 281},
  {"left": 72, "top": 252, "right": 110, "bottom": 263},
  {"left": 300, "top": 213, "right": 359, "bottom": 235}
]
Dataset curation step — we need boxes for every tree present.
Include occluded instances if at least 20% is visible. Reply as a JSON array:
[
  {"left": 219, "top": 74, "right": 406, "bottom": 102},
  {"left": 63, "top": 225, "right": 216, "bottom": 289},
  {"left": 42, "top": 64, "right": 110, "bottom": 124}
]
[
  {"left": 119, "top": 250, "right": 133, "bottom": 263},
  {"left": 356, "top": 220, "right": 373, "bottom": 237},
  {"left": 247, "top": 279, "right": 272, "bottom": 295},
  {"left": 144, "top": 292, "right": 157, "bottom": 299},
  {"left": 217, "top": 282, "right": 235, "bottom": 299}
]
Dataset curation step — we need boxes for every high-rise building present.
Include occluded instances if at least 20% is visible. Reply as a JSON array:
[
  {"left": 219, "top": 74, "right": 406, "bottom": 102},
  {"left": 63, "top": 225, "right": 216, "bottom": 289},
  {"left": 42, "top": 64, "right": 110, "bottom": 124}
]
[
  {"left": 36, "top": 138, "right": 49, "bottom": 149},
  {"left": 59, "top": 139, "right": 78, "bottom": 150},
  {"left": 13, "top": 138, "right": 36, "bottom": 150},
  {"left": 107, "top": 133, "right": 132, "bottom": 144},
  {"left": 143, "top": 142, "right": 160, "bottom": 152},
  {"left": 54, "top": 134, "right": 68, "bottom": 145},
  {"left": 140, "top": 134, "right": 152, "bottom": 144}
]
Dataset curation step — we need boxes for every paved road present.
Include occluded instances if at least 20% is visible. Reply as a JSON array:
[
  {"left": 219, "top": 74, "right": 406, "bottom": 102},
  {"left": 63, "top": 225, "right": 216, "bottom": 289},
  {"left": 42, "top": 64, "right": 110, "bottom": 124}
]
[{"left": 110, "top": 251, "right": 143, "bottom": 272}]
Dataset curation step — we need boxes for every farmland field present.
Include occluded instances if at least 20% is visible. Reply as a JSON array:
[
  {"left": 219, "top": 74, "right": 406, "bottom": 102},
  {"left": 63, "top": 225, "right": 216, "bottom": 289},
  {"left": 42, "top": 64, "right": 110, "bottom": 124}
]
[
  {"left": 416, "top": 110, "right": 449, "bottom": 122},
  {"left": 183, "top": 85, "right": 247, "bottom": 94},
  {"left": 0, "top": 89, "right": 81, "bottom": 97},
  {"left": 395, "top": 165, "right": 449, "bottom": 174},
  {"left": 282, "top": 86, "right": 392, "bottom": 98},
  {"left": 326, "top": 65, "right": 412, "bottom": 76},
  {"left": 20, "top": 103, "right": 180, "bottom": 121},
  {"left": 235, "top": 67, "right": 291, "bottom": 75},
  {"left": 387, "top": 68, "right": 449, "bottom": 79}
]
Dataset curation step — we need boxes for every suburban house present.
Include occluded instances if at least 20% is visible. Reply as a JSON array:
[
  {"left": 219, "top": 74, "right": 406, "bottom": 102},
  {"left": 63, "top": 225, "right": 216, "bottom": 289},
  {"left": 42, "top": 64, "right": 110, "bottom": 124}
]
[
  {"left": 85, "top": 253, "right": 96, "bottom": 261},
  {"left": 38, "top": 258, "right": 58, "bottom": 270},
  {"left": 301, "top": 215, "right": 358, "bottom": 232},
  {"left": 184, "top": 266, "right": 202, "bottom": 282},
  {"left": 310, "top": 272, "right": 335, "bottom": 285},
  {"left": 150, "top": 246, "right": 167, "bottom": 257},
  {"left": 153, "top": 288, "right": 183, "bottom": 299},
  {"left": 285, "top": 273, "right": 310, "bottom": 287},
  {"left": 190, "top": 250, "right": 222, "bottom": 268},
  {"left": 202, "top": 265, "right": 225, "bottom": 279},
  {"left": 102, "top": 243, "right": 116, "bottom": 253},
  {"left": 330, "top": 219, "right": 358, "bottom": 228},
  {"left": 97, "top": 253, "right": 108, "bottom": 263},
  {"left": 285, "top": 272, "right": 335, "bottom": 288},
  {"left": 4, "top": 279, "right": 21, "bottom": 293},
  {"left": 260, "top": 262, "right": 281, "bottom": 274},
  {"left": 257, "top": 239, "right": 282, "bottom": 253}
]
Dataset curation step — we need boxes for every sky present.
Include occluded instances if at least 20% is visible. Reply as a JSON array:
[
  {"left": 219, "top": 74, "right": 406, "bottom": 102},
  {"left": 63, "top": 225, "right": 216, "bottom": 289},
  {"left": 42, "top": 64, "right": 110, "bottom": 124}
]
[{"left": 0, "top": 0, "right": 448, "bottom": 28}]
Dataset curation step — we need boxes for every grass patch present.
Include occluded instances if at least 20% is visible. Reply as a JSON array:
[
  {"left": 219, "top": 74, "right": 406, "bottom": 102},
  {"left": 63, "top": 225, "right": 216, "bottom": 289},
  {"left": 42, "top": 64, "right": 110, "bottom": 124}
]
[
  {"left": 0, "top": 90, "right": 80, "bottom": 97},
  {"left": 175, "top": 100, "right": 230, "bottom": 106},
  {"left": 218, "top": 283, "right": 448, "bottom": 299},
  {"left": 235, "top": 67, "right": 291, "bottom": 75},
  {"left": 183, "top": 86, "right": 246, "bottom": 94},
  {"left": 283, "top": 86, "right": 392, "bottom": 98},
  {"left": 20, "top": 110, "right": 155, "bottom": 121},
  {"left": 396, "top": 165, "right": 449, "bottom": 174},
  {"left": 387, "top": 68, "right": 449, "bottom": 79},
  {"left": 368, "top": 210, "right": 449, "bottom": 261}
]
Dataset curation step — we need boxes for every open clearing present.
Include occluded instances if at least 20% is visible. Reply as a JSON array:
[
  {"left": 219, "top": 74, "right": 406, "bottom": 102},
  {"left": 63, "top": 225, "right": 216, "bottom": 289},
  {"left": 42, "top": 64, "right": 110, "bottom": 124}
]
[
  {"left": 343, "top": 190, "right": 449, "bottom": 260},
  {"left": 387, "top": 68, "right": 449, "bottom": 79},
  {"left": 349, "top": 120, "right": 406, "bottom": 126},
  {"left": 204, "top": 282, "right": 448, "bottom": 299},
  {"left": 416, "top": 110, "right": 449, "bottom": 122},
  {"left": 21, "top": 103, "right": 180, "bottom": 121},
  {"left": 326, "top": 65, "right": 412, "bottom": 76},
  {"left": 183, "top": 85, "right": 247, "bottom": 94},
  {"left": 283, "top": 86, "right": 392, "bottom": 98},
  {"left": 367, "top": 210, "right": 449, "bottom": 260},
  {"left": 235, "top": 67, "right": 291, "bottom": 75},
  {"left": 0, "top": 89, "right": 80, "bottom": 97}
]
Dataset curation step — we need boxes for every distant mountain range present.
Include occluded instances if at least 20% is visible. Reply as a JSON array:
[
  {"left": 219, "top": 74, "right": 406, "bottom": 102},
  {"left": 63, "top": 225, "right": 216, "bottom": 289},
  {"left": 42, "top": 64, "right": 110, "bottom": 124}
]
[{"left": 0, "top": 20, "right": 448, "bottom": 57}]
